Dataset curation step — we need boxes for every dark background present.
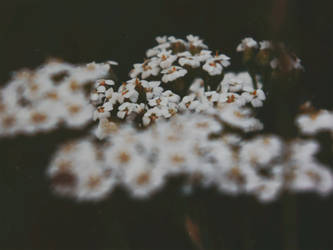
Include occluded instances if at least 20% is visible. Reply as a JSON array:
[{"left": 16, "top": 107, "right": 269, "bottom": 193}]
[{"left": 0, "top": 0, "right": 333, "bottom": 249}]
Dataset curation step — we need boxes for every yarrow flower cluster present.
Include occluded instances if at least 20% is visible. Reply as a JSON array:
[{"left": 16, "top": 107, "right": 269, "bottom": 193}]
[
  {"left": 91, "top": 35, "right": 267, "bottom": 139},
  {"left": 0, "top": 59, "right": 115, "bottom": 136},
  {"left": 236, "top": 37, "right": 304, "bottom": 71},
  {"left": 296, "top": 102, "right": 333, "bottom": 135},
  {"left": 92, "top": 73, "right": 265, "bottom": 139},
  {"left": 2, "top": 35, "right": 332, "bottom": 204},
  {"left": 48, "top": 113, "right": 333, "bottom": 202},
  {"left": 45, "top": 36, "right": 332, "bottom": 203}
]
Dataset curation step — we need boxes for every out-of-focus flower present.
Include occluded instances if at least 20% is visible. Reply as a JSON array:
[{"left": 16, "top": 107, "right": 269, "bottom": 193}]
[
  {"left": 236, "top": 37, "right": 258, "bottom": 52},
  {"left": 0, "top": 60, "right": 112, "bottom": 136}
]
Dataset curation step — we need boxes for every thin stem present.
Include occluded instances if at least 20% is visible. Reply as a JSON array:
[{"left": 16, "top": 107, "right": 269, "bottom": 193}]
[{"left": 249, "top": 69, "right": 258, "bottom": 89}]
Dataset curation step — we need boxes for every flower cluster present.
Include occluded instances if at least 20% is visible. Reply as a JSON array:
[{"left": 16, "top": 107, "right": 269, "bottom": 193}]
[
  {"left": 91, "top": 35, "right": 266, "bottom": 139},
  {"left": 92, "top": 72, "right": 265, "bottom": 139},
  {"left": 237, "top": 37, "right": 303, "bottom": 71},
  {"left": 47, "top": 112, "right": 333, "bottom": 202},
  {"left": 3, "top": 35, "right": 331, "bottom": 204},
  {"left": 296, "top": 102, "right": 333, "bottom": 135},
  {"left": 0, "top": 59, "right": 114, "bottom": 136}
]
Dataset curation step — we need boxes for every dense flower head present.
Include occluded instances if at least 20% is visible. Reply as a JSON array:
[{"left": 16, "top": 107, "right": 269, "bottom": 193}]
[
  {"left": 92, "top": 71, "right": 266, "bottom": 139},
  {"left": 237, "top": 37, "right": 304, "bottom": 71},
  {"left": 0, "top": 60, "right": 114, "bottom": 136},
  {"left": 90, "top": 35, "right": 268, "bottom": 139},
  {"left": 48, "top": 112, "right": 333, "bottom": 202},
  {"left": 296, "top": 103, "right": 333, "bottom": 135}
]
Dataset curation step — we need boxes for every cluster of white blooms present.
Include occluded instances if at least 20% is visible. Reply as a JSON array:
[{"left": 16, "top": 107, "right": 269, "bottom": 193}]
[
  {"left": 92, "top": 36, "right": 267, "bottom": 139},
  {"left": 3, "top": 35, "right": 328, "bottom": 204},
  {"left": 92, "top": 72, "right": 265, "bottom": 139},
  {"left": 47, "top": 112, "right": 333, "bottom": 202},
  {"left": 130, "top": 35, "right": 231, "bottom": 79},
  {"left": 93, "top": 36, "right": 262, "bottom": 138},
  {"left": 237, "top": 37, "right": 303, "bottom": 70},
  {"left": 296, "top": 103, "right": 333, "bottom": 135},
  {"left": 47, "top": 138, "right": 116, "bottom": 201},
  {"left": 0, "top": 60, "right": 114, "bottom": 136}
]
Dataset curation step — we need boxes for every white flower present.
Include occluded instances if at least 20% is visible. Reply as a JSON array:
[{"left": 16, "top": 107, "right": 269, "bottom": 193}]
[
  {"left": 156, "top": 36, "right": 168, "bottom": 44},
  {"left": 189, "top": 78, "right": 205, "bottom": 96},
  {"left": 96, "top": 79, "right": 115, "bottom": 87},
  {"left": 177, "top": 51, "right": 192, "bottom": 57},
  {"left": 142, "top": 64, "right": 160, "bottom": 79},
  {"left": 143, "top": 107, "right": 168, "bottom": 126},
  {"left": 202, "top": 59, "right": 223, "bottom": 76},
  {"left": 212, "top": 54, "right": 231, "bottom": 67},
  {"left": 129, "top": 63, "right": 144, "bottom": 78},
  {"left": 168, "top": 36, "right": 186, "bottom": 45},
  {"left": 146, "top": 41, "right": 171, "bottom": 58},
  {"left": 270, "top": 58, "right": 279, "bottom": 69},
  {"left": 178, "top": 56, "right": 201, "bottom": 68},
  {"left": 161, "top": 66, "right": 187, "bottom": 83},
  {"left": 236, "top": 37, "right": 258, "bottom": 52},
  {"left": 241, "top": 87, "right": 266, "bottom": 107},
  {"left": 219, "top": 93, "right": 247, "bottom": 106},
  {"left": 118, "top": 81, "right": 139, "bottom": 103},
  {"left": 117, "top": 102, "right": 144, "bottom": 119},
  {"left": 105, "top": 88, "right": 119, "bottom": 104},
  {"left": 221, "top": 72, "right": 245, "bottom": 92},
  {"left": 95, "top": 118, "right": 118, "bottom": 139},
  {"left": 259, "top": 40, "right": 272, "bottom": 50},
  {"left": 141, "top": 81, "right": 163, "bottom": 99},
  {"left": 0, "top": 60, "right": 111, "bottom": 136},
  {"left": 202, "top": 55, "right": 230, "bottom": 76},
  {"left": 240, "top": 136, "right": 283, "bottom": 167},
  {"left": 148, "top": 97, "right": 168, "bottom": 107},
  {"left": 107, "top": 60, "right": 119, "bottom": 66},
  {"left": 216, "top": 104, "right": 263, "bottom": 132},
  {"left": 186, "top": 34, "right": 208, "bottom": 48},
  {"left": 221, "top": 72, "right": 258, "bottom": 91},
  {"left": 93, "top": 106, "right": 110, "bottom": 120},
  {"left": 157, "top": 50, "right": 178, "bottom": 69},
  {"left": 161, "top": 90, "right": 180, "bottom": 103},
  {"left": 102, "top": 101, "right": 114, "bottom": 112},
  {"left": 130, "top": 59, "right": 160, "bottom": 79},
  {"left": 296, "top": 110, "right": 333, "bottom": 135},
  {"left": 96, "top": 85, "right": 106, "bottom": 93},
  {"left": 90, "top": 93, "right": 100, "bottom": 102},
  {"left": 205, "top": 91, "right": 220, "bottom": 103},
  {"left": 179, "top": 94, "right": 200, "bottom": 111},
  {"left": 293, "top": 57, "right": 303, "bottom": 70},
  {"left": 122, "top": 159, "right": 166, "bottom": 198},
  {"left": 196, "top": 50, "right": 212, "bottom": 62},
  {"left": 47, "top": 139, "right": 116, "bottom": 201}
]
